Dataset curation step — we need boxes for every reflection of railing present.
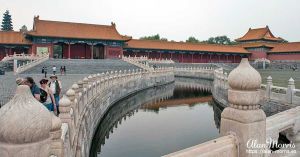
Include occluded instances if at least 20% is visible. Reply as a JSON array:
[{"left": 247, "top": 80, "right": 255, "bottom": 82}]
[{"left": 14, "top": 54, "right": 49, "bottom": 74}]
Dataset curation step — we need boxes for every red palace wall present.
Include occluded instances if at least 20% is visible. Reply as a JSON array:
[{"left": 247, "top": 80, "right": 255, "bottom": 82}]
[
  {"left": 105, "top": 46, "right": 123, "bottom": 59},
  {"left": 248, "top": 51, "right": 267, "bottom": 61},
  {"left": 69, "top": 44, "right": 92, "bottom": 59},
  {"left": 0, "top": 47, "right": 7, "bottom": 60},
  {"left": 267, "top": 53, "right": 300, "bottom": 61}
]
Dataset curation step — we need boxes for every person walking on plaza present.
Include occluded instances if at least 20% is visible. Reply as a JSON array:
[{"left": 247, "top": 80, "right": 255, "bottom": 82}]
[
  {"left": 23, "top": 77, "right": 40, "bottom": 101},
  {"left": 44, "top": 66, "right": 48, "bottom": 78},
  {"left": 49, "top": 75, "right": 61, "bottom": 115},
  {"left": 39, "top": 79, "right": 57, "bottom": 113},
  {"left": 60, "top": 66, "right": 63, "bottom": 75},
  {"left": 42, "top": 66, "right": 45, "bottom": 74},
  {"left": 52, "top": 65, "right": 57, "bottom": 75},
  {"left": 63, "top": 66, "right": 66, "bottom": 75}
]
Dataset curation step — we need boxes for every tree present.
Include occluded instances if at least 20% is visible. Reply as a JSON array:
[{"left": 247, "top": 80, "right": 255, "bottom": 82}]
[
  {"left": 19, "top": 25, "right": 28, "bottom": 33},
  {"left": 186, "top": 36, "right": 200, "bottom": 43},
  {"left": 1, "top": 10, "right": 13, "bottom": 31},
  {"left": 205, "top": 35, "right": 236, "bottom": 45},
  {"left": 140, "top": 34, "right": 168, "bottom": 41}
]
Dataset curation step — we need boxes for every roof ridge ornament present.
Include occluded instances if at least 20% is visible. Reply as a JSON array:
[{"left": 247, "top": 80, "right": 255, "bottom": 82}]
[{"left": 111, "top": 22, "right": 116, "bottom": 27}]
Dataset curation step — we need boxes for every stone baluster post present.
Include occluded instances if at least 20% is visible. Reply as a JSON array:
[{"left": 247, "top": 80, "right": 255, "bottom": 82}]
[
  {"left": 220, "top": 58, "right": 266, "bottom": 157},
  {"left": 77, "top": 80, "right": 84, "bottom": 92},
  {"left": 82, "top": 77, "right": 88, "bottom": 89},
  {"left": 0, "top": 85, "right": 52, "bottom": 157},
  {"left": 287, "top": 77, "right": 295, "bottom": 104},
  {"left": 266, "top": 76, "right": 273, "bottom": 99},
  {"left": 59, "top": 95, "right": 72, "bottom": 129},
  {"left": 50, "top": 114, "right": 63, "bottom": 157}
]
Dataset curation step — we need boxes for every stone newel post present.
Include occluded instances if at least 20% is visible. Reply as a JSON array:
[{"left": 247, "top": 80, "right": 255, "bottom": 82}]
[
  {"left": 287, "top": 78, "right": 295, "bottom": 104},
  {"left": 0, "top": 85, "right": 52, "bottom": 157},
  {"left": 266, "top": 76, "right": 272, "bottom": 99},
  {"left": 220, "top": 58, "right": 266, "bottom": 157}
]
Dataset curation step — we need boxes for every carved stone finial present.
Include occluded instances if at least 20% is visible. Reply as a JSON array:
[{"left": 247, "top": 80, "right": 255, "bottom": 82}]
[
  {"left": 221, "top": 58, "right": 266, "bottom": 157},
  {"left": 0, "top": 85, "right": 52, "bottom": 157},
  {"left": 228, "top": 58, "right": 262, "bottom": 110},
  {"left": 66, "top": 89, "right": 76, "bottom": 102},
  {"left": 228, "top": 58, "right": 261, "bottom": 91},
  {"left": 0, "top": 85, "right": 52, "bottom": 143},
  {"left": 71, "top": 83, "right": 79, "bottom": 93},
  {"left": 289, "top": 77, "right": 295, "bottom": 85}
]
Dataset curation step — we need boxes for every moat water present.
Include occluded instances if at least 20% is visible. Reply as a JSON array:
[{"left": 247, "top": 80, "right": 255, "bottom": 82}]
[{"left": 90, "top": 79, "right": 223, "bottom": 157}]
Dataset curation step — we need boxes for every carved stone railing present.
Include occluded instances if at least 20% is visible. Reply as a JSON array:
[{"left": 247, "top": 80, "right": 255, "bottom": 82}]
[
  {"left": 122, "top": 56, "right": 154, "bottom": 71},
  {"left": 163, "top": 135, "right": 238, "bottom": 157},
  {"left": 212, "top": 68, "right": 229, "bottom": 107},
  {"left": 167, "top": 58, "right": 299, "bottom": 157},
  {"left": 261, "top": 77, "right": 300, "bottom": 104},
  {"left": 213, "top": 68, "right": 300, "bottom": 106},
  {"left": 58, "top": 67, "right": 174, "bottom": 157},
  {"left": 14, "top": 54, "right": 49, "bottom": 74},
  {"left": 266, "top": 106, "right": 300, "bottom": 155},
  {"left": 1, "top": 53, "right": 43, "bottom": 62},
  {"left": 148, "top": 58, "right": 174, "bottom": 64},
  {"left": 174, "top": 67, "right": 214, "bottom": 80}
]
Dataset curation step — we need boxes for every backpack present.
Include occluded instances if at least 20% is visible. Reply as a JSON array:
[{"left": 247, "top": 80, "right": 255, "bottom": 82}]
[{"left": 40, "top": 88, "right": 48, "bottom": 103}]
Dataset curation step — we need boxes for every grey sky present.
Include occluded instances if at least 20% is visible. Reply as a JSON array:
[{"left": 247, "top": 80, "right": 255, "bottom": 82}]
[{"left": 1, "top": 0, "right": 300, "bottom": 42}]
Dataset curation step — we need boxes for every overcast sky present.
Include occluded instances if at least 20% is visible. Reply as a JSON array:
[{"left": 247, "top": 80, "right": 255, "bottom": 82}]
[{"left": 1, "top": 0, "right": 300, "bottom": 42}]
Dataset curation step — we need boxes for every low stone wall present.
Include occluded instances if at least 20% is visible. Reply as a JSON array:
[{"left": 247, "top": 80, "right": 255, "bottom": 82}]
[
  {"left": 212, "top": 68, "right": 229, "bottom": 107},
  {"left": 163, "top": 135, "right": 238, "bottom": 157},
  {"left": 14, "top": 54, "right": 49, "bottom": 74},
  {"left": 174, "top": 67, "right": 214, "bottom": 80},
  {"left": 59, "top": 67, "right": 174, "bottom": 157}
]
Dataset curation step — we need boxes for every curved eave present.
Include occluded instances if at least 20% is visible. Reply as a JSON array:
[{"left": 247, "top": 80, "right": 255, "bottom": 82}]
[
  {"left": 124, "top": 47, "right": 250, "bottom": 54},
  {"left": 236, "top": 38, "right": 283, "bottom": 42},
  {"left": 26, "top": 33, "right": 129, "bottom": 42},
  {"left": 267, "top": 51, "right": 300, "bottom": 54},
  {"left": 0, "top": 43, "right": 32, "bottom": 45}
]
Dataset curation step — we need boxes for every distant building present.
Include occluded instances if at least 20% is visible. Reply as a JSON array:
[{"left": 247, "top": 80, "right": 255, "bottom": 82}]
[{"left": 0, "top": 16, "right": 299, "bottom": 63}]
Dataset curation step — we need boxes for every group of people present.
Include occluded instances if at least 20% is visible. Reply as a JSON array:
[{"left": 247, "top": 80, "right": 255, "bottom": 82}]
[
  {"left": 42, "top": 65, "right": 66, "bottom": 78},
  {"left": 16, "top": 75, "right": 62, "bottom": 115}
]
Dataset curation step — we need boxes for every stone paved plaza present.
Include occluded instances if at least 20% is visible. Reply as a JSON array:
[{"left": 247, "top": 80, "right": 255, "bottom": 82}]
[{"left": 0, "top": 59, "right": 139, "bottom": 107}]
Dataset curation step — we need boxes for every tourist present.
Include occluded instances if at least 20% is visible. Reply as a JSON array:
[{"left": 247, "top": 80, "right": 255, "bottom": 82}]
[
  {"left": 49, "top": 75, "right": 62, "bottom": 115},
  {"left": 63, "top": 66, "right": 66, "bottom": 75},
  {"left": 44, "top": 66, "right": 48, "bottom": 78},
  {"left": 42, "top": 66, "right": 45, "bottom": 74},
  {"left": 60, "top": 66, "right": 63, "bottom": 75},
  {"left": 23, "top": 77, "right": 40, "bottom": 101},
  {"left": 39, "top": 79, "right": 57, "bottom": 113},
  {"left": 52, "top": 65, "right": 57, "bottom": 75}
]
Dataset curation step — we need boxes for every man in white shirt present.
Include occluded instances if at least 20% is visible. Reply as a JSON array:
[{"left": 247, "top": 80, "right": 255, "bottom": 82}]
[
  {"left": 52, "top": 65, "right": 57, "bottom": 75},
  {"left": 49, "top": 75, "right": 61, "bottom": 115}
]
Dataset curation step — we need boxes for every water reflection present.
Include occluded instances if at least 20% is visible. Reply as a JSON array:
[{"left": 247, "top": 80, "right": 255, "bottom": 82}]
[{"left": 90, "top": 78, "right": 223, "bottom": 157}]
